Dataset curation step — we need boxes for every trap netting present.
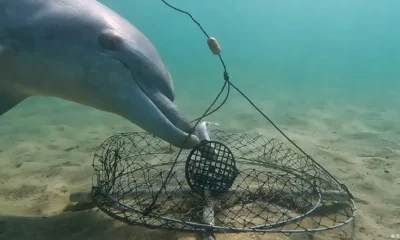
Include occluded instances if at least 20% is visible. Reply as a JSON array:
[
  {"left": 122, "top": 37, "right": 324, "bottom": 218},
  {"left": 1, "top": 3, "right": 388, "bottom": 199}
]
[{"left": 91, "top": 127, "right": 356, "bottom": 236}]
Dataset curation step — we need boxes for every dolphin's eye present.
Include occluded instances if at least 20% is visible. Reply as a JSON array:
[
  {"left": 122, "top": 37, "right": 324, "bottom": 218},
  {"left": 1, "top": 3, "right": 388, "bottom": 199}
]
[{"left": 98, "top": 31, "right": 122, "bottom": 51}]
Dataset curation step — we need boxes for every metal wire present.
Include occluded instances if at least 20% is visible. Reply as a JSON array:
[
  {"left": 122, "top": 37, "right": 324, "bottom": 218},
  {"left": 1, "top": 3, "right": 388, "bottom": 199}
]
[{"left": 91, "top": 129, "right": 356, "bottom": 237}]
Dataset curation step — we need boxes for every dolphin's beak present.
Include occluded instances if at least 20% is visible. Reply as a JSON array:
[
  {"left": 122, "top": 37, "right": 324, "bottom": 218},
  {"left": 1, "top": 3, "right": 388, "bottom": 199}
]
[
  {"left": 116, "top": 67, "right": 200, "bottom": 149},
  {"left": 143, "top": 90, "right": 201, "bottom": 149},
  {"left": 115, "top": 42, "right": 200, "bottom": 149}
]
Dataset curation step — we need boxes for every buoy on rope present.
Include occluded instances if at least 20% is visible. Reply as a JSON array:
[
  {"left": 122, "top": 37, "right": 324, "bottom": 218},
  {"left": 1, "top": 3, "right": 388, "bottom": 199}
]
[{"left": 207, "top": 37, "right": 221, "bottom": 55}]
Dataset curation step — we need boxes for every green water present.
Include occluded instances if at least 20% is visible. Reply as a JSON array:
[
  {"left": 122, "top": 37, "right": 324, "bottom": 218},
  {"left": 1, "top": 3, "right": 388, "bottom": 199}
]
[
  {"left": 0, "top": 0, "right": 398, "bottom": 144},
  {"left": 2, "top": 0, "right": 400, "bottom": 132},
  {"left": 0, "top": 2, "right": 399, "bottom": 239},
  {"left": 1, "top": 0, "right": 399, "bottom": 151},
  {"left": 101, "top": 0, "right": 400, "bottom": 123}
]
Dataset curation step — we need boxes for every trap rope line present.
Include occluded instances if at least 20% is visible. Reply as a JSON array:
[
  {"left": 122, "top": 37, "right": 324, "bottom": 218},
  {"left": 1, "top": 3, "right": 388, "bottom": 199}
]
[{"left": 144, "top": 0, "right": 353, "bottom": 216}]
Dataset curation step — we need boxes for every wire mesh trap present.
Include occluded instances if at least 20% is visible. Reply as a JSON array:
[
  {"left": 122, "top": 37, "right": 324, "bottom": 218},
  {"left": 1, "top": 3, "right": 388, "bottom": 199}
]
[
  {"left": 90, "top": 127, "right": 356, "bottom": 237},
  {"left": 85, "top": 1, "right": 357, "bottom": 238}
]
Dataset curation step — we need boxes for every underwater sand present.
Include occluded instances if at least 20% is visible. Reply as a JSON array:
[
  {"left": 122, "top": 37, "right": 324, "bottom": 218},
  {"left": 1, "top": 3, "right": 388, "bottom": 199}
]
[{"left": 0, "top": 94, "right": 399, "bottom": 240}]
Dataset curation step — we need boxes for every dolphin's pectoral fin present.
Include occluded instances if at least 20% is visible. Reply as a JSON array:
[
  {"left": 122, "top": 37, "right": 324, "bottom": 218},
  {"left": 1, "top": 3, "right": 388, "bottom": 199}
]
[{"left": 0, "top": 91, "right": 26, "bottom": 116}]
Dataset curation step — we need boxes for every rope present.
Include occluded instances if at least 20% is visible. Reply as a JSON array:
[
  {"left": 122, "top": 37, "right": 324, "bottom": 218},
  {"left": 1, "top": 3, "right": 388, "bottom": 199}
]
[{"left": 144, "top": 0, "right": 350, "bottom": 215}]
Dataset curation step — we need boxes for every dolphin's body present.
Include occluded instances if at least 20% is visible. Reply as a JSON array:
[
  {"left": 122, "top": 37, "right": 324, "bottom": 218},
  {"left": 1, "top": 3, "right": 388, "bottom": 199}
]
[{"left": 0, "top": 0, "right": 200, "bottom": 148}]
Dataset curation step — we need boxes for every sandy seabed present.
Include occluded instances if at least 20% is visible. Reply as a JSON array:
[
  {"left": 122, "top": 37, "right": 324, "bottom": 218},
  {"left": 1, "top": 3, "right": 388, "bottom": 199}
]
[{"left": 0, "top": 96, "right": 399, "bottom": 240}]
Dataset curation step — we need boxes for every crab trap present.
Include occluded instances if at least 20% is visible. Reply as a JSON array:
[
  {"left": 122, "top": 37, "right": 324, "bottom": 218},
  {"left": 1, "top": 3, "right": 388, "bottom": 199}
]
[
  {"left": 87, "top": 120, "right": 357, "bottom": 238},
  {"left": 80, "top": 1, "right": 357, "bottom": 239}
]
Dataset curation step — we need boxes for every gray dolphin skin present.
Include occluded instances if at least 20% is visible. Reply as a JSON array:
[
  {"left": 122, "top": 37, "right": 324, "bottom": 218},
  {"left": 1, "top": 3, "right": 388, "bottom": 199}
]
[{"left": 0, "top": 0, "right": 200, "bottom": 148}]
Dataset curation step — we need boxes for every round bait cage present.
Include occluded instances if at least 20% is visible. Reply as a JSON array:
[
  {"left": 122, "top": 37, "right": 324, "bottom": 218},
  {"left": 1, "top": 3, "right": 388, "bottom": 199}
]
[
  {"left": 91, "top": 129, "right": 356, "bottom": 237},
  {"left": 185, "top": 140, "right": 238, "bottom": 198}
]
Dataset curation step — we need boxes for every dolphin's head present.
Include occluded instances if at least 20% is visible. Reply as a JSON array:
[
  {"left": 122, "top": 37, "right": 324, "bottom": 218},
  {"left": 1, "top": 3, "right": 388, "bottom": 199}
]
[
  {"left": 16, "top": 1, "right": 201, "bottom": 149},
  {"left": 88, "top": 19, "right": 200, "bottom": 149}
]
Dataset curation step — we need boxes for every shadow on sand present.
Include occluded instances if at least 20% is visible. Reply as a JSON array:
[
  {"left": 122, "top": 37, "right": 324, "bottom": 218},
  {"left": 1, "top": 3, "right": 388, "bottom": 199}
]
[
  {"left": 0, "top": 209, "right": 179, "bottom": 240},
  {"left": 0, "top": 201, "right": 355, "bottom": 240}
]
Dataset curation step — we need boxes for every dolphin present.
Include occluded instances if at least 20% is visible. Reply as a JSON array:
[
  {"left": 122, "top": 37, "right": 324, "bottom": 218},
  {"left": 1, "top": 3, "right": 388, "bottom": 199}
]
[{"left": 0, "top": 0, "right": 201, "bottom": 148}]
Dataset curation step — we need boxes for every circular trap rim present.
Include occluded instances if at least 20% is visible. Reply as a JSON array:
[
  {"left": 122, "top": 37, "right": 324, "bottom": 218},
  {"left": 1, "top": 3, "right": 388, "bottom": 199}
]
[{"left": 91, "top": 131, "right": 357, "bottom": 234}]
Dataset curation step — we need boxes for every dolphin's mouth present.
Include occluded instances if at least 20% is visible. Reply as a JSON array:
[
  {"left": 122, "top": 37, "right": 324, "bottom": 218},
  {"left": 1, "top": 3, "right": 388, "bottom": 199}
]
[
  {"left": 120, "top": 60, "right": 199, "bottom": 148},
  {"left": 140, "top": 83, "right": 194, "bottom": 134},
  {"left": 148, "top": 91, "right": 195, "bottom": 134},
  {"left": 141, "top": 86, "right": 200, "bottom": 147}
]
